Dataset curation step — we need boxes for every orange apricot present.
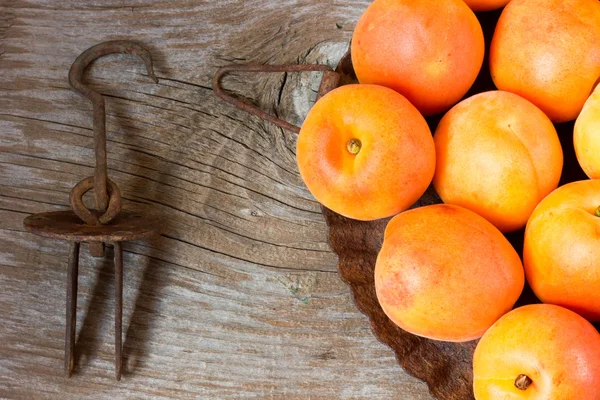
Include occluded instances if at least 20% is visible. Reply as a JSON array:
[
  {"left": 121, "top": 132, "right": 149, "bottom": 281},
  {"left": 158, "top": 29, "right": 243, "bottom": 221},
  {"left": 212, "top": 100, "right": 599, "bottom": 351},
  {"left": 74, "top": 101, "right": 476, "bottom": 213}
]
[
  {"left": 375, "top": 204, "right": 524, "bottom": 342},
  {"left": 351, "top": 0, "right": 484, "bottom": 116},
  {"left": 296, "top": 84, "right": 435, "bottom": 221},
  {"left": 574, "top": 83, "right": 600, "bottom": 179},
  {"left": 473, "top": 304, "right": 600, "bottom": 399},
  {"left": 523, "top": 180, "right": 600, "bottom": 321},
  {"left": 490, "top": 0, "right": 600, "bottom": 122},
  {"left": 433, "top": 91, "right": 563, "bottom": 232}
]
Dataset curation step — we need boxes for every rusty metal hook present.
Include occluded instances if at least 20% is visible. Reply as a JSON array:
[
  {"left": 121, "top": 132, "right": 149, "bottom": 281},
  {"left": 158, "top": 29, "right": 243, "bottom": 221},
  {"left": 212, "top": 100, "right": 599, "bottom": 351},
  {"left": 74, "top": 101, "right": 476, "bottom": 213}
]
[
  {"left": 212, "top": 64, "right": 340, "bottom": 134},
  {"left": 68, "top": 40, "right": 158, "bottom": 224}
]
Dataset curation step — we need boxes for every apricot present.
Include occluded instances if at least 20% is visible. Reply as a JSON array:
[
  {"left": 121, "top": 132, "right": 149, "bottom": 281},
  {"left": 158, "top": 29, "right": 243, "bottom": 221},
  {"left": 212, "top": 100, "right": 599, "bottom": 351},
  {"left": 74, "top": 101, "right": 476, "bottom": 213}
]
[
  {"left": 463, "top": 0, "right": 510, "bottom": 11},
  {"left": 523, "top": 180, "right": 600, "bottom": 321},
  {"left": 351, "top": 0, "right": 484, "bottom": 116},
  {"left": 473, "top": 304, "right": 600, "bottom": 399},
  {"left": 574, "top": 84, "right": 600, "bottom": 179},
  {"left": 374, "top": 204, "right": 524, "bottom": 342},
  {"left": 296, "top": 84, "right": 435, "bottom": 221},
  {"left": 433, "top": 91, "right": 563, "bottom": 232},
  {"left": 490, "top": 0, "right": 600, "bottom": 122}
]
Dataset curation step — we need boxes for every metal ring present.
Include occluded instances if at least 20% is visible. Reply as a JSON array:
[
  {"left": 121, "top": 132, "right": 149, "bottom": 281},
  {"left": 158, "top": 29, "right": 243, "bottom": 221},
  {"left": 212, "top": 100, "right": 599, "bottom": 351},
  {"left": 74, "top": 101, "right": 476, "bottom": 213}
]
[{"left": 69, "top": 176, "right": 122, "bottom": 225}]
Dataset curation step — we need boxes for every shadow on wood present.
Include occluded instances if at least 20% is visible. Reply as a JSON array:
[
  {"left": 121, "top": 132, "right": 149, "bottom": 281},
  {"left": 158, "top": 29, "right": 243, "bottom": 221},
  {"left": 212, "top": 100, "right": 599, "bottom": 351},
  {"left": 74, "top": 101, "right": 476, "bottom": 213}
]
[
  {"left": 74, "top": 247, "right": 114, "bottom": 372},
  {"left": 122, "top": 257, "right": 163, "bottom": 376}
]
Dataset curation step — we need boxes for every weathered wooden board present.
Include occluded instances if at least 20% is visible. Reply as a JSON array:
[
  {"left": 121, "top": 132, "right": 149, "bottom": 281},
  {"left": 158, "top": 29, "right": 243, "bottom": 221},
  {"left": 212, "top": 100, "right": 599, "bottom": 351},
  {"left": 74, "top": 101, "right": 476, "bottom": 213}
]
[{"left": 0, "top": 1, "right": 433, "bottom": 399}]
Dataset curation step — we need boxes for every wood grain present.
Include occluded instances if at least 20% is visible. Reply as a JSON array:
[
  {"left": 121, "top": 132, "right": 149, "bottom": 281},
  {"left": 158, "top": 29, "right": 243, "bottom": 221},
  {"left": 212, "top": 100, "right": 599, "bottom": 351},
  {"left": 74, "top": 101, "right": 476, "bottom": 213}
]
[{"left": 0, "top": 1, "right": 433, "bottom": 399}]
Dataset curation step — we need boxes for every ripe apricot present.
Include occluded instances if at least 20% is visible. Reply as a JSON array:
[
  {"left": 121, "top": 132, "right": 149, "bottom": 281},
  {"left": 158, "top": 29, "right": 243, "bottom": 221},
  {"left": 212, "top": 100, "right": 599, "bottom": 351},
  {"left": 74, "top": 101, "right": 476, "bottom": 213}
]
[
  {"left": 574, "top": 84, "right": 600, "bottom": 179},
  {"left": 375, "top": 204, "right": 524, "bottom": 342},
  {"left": 523, "top": 180, "right": 600, "bottom": 321},
  {"left": 296, "top": 84, "right": 435, "bottom": 221},
  {"left": 351, "top": 0, "right": 484, "bottom": 116},
  {"left": 433, "top": 91, "right": 563, "bottom": 232},
  {"left": 490, "top": 0, "right": 600, "bottom": 122},
  {"left": 473, "top": 304, "right": 600, "bottom": 399},
  {"left": 463, "top": 0, "right": 510, "bottom": 11}
]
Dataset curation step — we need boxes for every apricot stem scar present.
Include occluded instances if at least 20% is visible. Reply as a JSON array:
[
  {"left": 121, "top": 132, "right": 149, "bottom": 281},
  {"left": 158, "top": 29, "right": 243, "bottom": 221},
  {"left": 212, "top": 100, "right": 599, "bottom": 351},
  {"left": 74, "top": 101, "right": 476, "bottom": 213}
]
[
  {"left": 514, "top": 374, "right": 532, "bottom": 390},
  {"left": 595, "top": 206, "right": 600, "bottom": 217},
  {"left": 347, "top": 138, "right": 362, "bottom": 155}
]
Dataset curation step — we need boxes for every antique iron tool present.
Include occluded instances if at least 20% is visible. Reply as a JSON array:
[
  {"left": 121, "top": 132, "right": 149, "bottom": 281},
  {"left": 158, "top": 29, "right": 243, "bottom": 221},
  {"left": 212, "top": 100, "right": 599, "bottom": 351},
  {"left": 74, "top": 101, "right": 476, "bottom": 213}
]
[{"left": 23, "top": 40, "right": 159, "bottom": 380}]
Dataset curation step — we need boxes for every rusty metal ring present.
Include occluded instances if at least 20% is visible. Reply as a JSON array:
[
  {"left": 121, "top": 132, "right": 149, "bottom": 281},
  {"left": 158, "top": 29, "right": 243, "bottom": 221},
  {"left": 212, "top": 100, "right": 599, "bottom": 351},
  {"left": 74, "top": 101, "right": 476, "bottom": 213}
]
[{"left": 69, "top": 176, "right": 122, "bottom": 225}]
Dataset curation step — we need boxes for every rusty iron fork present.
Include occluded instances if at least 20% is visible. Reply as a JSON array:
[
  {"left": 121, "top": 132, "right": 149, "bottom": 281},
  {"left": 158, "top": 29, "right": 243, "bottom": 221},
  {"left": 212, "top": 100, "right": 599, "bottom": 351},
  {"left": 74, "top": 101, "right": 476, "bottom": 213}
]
[
  {"left": 66, "top": 40, "right": 157, "bottom": 380},
  {"left": 212, "top": 63, "right": 341, "bottom": 133},
  {"left": 23, "top": 40, "right": 159, "bottom": 380}
]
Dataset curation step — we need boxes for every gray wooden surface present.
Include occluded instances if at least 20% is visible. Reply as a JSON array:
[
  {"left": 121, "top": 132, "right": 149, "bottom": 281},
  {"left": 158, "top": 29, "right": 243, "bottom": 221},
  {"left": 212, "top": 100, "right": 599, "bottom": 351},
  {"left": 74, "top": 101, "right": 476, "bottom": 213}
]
[{"left": 0, "top": 1, "right": 433, "bottom": 399}]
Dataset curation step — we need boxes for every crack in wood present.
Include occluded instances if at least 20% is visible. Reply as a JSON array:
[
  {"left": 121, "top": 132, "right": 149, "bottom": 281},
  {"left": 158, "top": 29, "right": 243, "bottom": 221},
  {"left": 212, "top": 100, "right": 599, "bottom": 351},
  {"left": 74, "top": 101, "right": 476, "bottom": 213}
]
[
  {"left": 162, "top": 233, "right": 334, "bottom": 274},
  {"left": 155, "top": 76, "right": 212, "bottom": 91}
]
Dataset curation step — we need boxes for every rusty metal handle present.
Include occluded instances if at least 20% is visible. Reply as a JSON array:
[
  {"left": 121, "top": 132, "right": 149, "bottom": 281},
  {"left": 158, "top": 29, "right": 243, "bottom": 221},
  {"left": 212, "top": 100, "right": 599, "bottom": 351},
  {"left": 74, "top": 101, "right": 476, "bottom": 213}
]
[
  {"left": 212, "top": 64, "right": 340, "bottom": 134},
  {"left": 68, "top": 40, "right": 158, "bottom": 217}
]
